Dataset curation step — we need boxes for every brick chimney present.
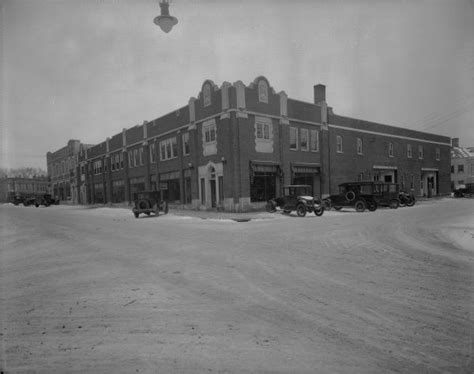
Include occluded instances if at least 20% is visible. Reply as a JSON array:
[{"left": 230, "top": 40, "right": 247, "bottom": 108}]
[
  {"left": 451, "top": 138, "right": 459, "bottom": 148},
  {"left": 314, "top": 84, "right": 326, "bottom": 104}
]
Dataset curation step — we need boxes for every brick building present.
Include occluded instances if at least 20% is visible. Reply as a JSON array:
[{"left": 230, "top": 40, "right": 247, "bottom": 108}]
[
  {"left": 51, "top": 76, "right": 450, "bottom": 211},
  {"left": 47, "top": 139, "right": 93, "bottom": 203},
  {"left": 451, "top": 138, "right": 474, "bottom": 190}
]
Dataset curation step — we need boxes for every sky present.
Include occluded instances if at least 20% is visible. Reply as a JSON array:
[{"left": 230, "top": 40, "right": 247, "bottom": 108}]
[{"left": 1, "top": 0, "right": 473, "bottom": 170}]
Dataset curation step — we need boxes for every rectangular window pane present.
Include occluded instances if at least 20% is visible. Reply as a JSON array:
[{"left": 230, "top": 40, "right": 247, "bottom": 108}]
[
  {"left": 290, "top": 127, "right": 297, "bottom": 150},
  {"left": 300, "top": 129, "right": 308, "bottom": 151},
  {"left": 310, "top": 130, "right": 318, "bottom": 151}
]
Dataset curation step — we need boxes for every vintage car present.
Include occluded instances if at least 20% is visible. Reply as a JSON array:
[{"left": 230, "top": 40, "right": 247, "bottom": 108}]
[
  {"left": 324, "top": 182, "right": 378, "bottom": 212},
  {"left": 266, "top": 185, "right": 324, "bottom": 217},
  {"left": 34, "top": 194, "right": 59, "bottom": 207},
  {"left": 372, "top": 182, "right": 400, "bottom": 209},
  {"left": 324, "top": 181, "right": 400, "bottom": 212},
  {"left": 398, "top": 191, "right": 416, "bottom": 206},
  {"left": 132, "top": 190, "right": 168, "bottom": 218}
]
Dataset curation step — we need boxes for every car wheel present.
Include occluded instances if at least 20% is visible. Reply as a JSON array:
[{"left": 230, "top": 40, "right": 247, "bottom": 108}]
[
  {"left": 406, "top": 199, "right": 415, "bottom": 207},
  {"left": 35, "top": 204, "right": 39, "bottom": 208},
  {"left": 354, "top": 200, "right": 366, "bottom": 212},
  {"left": 266, "top": 200, "right": 277, "bottom": 213},
  {"left": 368, "top": 202, "right": 377, "bottom": 211},
  {"left": 389, "top": 200, "right": 399, "bottom": 209},
  {"left": 296, "top": 204, "right": 307, "bottom": 217},
  {"left": 145, "top": 212, "right": 151, "bottom": 216},
  {"left": 138, "top": 199, "right": 150, "bottom": 210},
  {"left": 314, "top": 206, "right": 324, "bottom": 216},
  {"left": 134, "top": 212, "right": 139, "bottom": 218},
  {"left": 345, "top": 191, "right": 356, "bottom": 202}
]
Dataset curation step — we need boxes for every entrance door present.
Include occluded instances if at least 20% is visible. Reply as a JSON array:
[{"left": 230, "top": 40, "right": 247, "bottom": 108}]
[{"left": 210, "top": 178, "right": 217, "bottom": 208}]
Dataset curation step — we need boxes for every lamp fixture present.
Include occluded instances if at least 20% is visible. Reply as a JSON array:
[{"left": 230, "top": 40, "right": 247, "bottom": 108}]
[{"left": 153, "top": 0, "right": 178, "bottom": 33}]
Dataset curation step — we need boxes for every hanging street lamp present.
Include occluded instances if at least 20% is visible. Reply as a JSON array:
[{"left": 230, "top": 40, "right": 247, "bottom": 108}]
[{"left": 153, "top": 0, "right": 178, "bottom": 33}]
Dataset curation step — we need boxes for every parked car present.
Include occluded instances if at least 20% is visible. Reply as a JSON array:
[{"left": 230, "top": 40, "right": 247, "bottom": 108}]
[
  {"left": 34, "top": 194, "right": 59, "bottom": 207},
  {"left": 323, "top": 182, "right": 379, "bottom": 212},
  {"left": 132, "top": 190, "right": 168, "bottom": 218},
  {"left": 398, "top": 191, "right": 416, "bottom": 206},
  {"left": 372, "top": 182, "right": 400, "bottom": 209},
  {"left": 266, "top": 185, "right": 324, "bottom": 217}
]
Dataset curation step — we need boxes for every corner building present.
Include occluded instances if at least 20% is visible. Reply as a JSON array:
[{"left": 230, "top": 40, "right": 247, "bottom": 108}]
[{"left": 75, "top": 76, "right": 451, "bottom": 211}]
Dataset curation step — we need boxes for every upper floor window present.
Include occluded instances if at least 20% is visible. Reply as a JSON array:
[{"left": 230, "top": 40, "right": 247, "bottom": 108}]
[
  {"left": 258, "top": 80, "right": 268, "bottom": 103},
  {"left": 133, "top": 148, "right": 139, "bottom": 167},
  {"left": 93, "top": 160, "right": 102, "bottom": 175},
  {"left": 435, "top": 147, "right": 440, "bottom": 161},
  {"left": 150, "top": 143, "right": 156, "bottom": 163},
  {"left": 182, "top": 133, "right": 190, "bottom": 155},
  {"left": 310, "top": 130, "right": 319, "bottom": 152},
  {"left": 139, "top": 147, "right": 144, "bottom": 165},
  {"left": 458, "top": 164, "right": 464, "bottom": 173},
  {"left": 336, "top": 135, "right": 343, "bottom": 153},
  {"left": 357, "top": 138, "right": 363, "bottom": 155},
  {"left": 203, "top": 83, "right": 211, "bottom": 107},
  {"left": 407, "top": 144, "right": 412, "bottom": 158},
  {"left": 256, "top": 121, "right": 271, "bottom": 140},
  {"left": 389, "top": 142, "right": 394, "bottom": 157},
  {"left": 290, "top": 127, "right": 298, "bottom": 150},
  {"left": 203, "top": 123, "right": 216, "bottom": 144},
  {"left": 300, "top": 128, "right": 309, "bottom": 151},
  {"left": 418, "top": 145, "right": 423, "bottom": 159},
  {"left": 160, "top": 137, "right": 178, "bottom": 161}
]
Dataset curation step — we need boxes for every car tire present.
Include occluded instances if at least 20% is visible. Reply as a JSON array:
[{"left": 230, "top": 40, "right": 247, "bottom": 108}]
[
  {"left": 354, "top": 200, "right": 366, "bottom": 212},
  {"left": 345, "top": 191, "right": 356, "bottom": 202},
  {"left": 138, "top": 199, "right": 150, "bottom": 210},
  {"left": 406, "top": 199, "right": 415, "bottom": 207},
  {"left": 296, "top": 204, "right": 307, "bottom": 217},
  {"left": 368, "top": 202, "right": 377, "bottom": 211},
  {"left": 389, "top": 200, "right": 399, "bottom": 209},
  {"left": 314, "top": 206, "right": 324, "bottom": 216},
  {"left": 134, "top": 212, "right": 139, "bottom": 218},
  {"left": 266, "top": 200, "right": 277, "bottom": 213}
]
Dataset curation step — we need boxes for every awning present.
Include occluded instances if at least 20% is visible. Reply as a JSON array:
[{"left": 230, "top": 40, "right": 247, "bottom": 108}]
[
  {"left": 291, "top": 163, "right": 320, "bottom": 174},
  {"left": 373, "top": 165, "right": 397, "bottom": 170},
  {"left": 250, "top": 160, "right": 280, "bottom": 173}
]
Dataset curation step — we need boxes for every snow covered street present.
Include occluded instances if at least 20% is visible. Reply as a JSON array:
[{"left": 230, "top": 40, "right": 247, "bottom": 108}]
[{"left": 1, "top": 199, "right": 473, "bottom": 373}]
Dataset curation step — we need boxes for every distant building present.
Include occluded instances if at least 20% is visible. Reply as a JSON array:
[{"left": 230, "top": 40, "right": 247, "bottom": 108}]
[
  {"left": 451, "top": 138, "right": 474, "bottom": 190},
  {"left": 49, "top": 77, "right": 452, "bottom": 211},
  {"left": 0, "top": 176, "right": 50, "bottom": 203},
  {"left": 46, "top": 140, "right": 93, "bottom": 203}
]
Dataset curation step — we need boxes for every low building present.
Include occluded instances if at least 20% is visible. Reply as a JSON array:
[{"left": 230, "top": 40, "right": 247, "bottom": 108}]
[
  {"left": 451, "top": 138, "right": 474, "bottom": 190},
  {"left": 0, "top": 176, "right": 50, "bottom": 203},
  {"left": 66, "top": 76, "right": 451, "bottom": 211}
]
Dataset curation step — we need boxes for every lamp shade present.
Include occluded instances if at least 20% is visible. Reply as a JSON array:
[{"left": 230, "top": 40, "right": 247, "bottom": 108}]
[{"left": 153, "top": 15, "right": 178, "bottom": 33}]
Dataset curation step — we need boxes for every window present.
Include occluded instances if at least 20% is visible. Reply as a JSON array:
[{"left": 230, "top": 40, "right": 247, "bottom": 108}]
[
  {"left": 128, "top": 151, "right": 133, "bottom": 168},
  {"left": 111, "top": 156, "right": 115, "bottom": 171},
  {"left": 120, "top": 152, "right": 124, "bottom": 169},
  {"left": 203, "top": 83, "right": 211, "bottom": 107},
  {"left": 410, "top": 174, "right": 414, "bottom": 189},
  {"left": 256, "top": 121, "right": 271, "bottom": 140},
  {"left": 159, "top": 138, "right": 178, "bottom": 161},
  {"left": 182, "top": 133, "right": 190, "bottom": 155},
  {"left": 407, "top": 144, "right": 412, "bottom": 158},
  {"left": 300, "top": 129, "right": 309, "bottom": 151},
  {"left": 93, "top": 160, "right": 102, "bottom": 175},
  {"left": 418, "top": 145, "right": 423, "bottom": 159},
  {"left": 436, "top": 148, "right": 440, "bottom": 160},
  {"left": 310, "top": 130, "right": 319, "bottom": 152},
  {"left": 357, "top": 138, "right": 363, "bottom": 155},
  {"left": 458, "top": 164, "right": 464, "bottom": 173},
  {"left": 336, "top": 135, "right": 343, "bottom": 153},
  {"left": 451, "top": 165, "right": 454, "bottom": 173},
  {"left": 139, "top": 147, "right": 144, "bottom": 165},
  {"left": 134, "top": 149, "right": 139, "bottom": 167},
  {"left": 290, "top": 127, "right": 298, "bottom": 150},
  {"left": 258, "top": 80, "right": 268, "bottom": 103},
  {"left": 150, "top": 143, "right": 156, "bottom": 163},
  {"left": 389, "top": 142, "right": 394, "bottom": 157},
  {"left": 204, "top": 123, "right": 216, "bottom": 144}
]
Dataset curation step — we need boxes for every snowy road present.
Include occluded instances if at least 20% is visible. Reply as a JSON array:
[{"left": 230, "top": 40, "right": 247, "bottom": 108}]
[{"left": 1, "top": 199, "right": 474, "bottom": 373}]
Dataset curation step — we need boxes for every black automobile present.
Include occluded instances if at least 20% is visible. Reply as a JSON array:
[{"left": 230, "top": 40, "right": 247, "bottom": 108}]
[
  {"left": 266, "top": 185, "right": 324, "bottom": 217},
  {"left": 372, "top": 182, "right": 400, "bottom": 209},
  {"left": 34, "top": 194, "right": 59, "bottom": 207},
  {"left": 132, "top": 190, "right": 168, "bottom": 218},
  {"left": 324, "top": 182, "right": 378, "bottom": 212}
]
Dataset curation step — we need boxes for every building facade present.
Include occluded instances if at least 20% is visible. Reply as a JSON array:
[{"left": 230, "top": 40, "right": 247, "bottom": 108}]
[
  {"left": 0, "top": 177, "right": 50, "bottom": 203},
  {"left": 47, "top": 140, "right": 93, "bottom": 203},
  {"left": 50, "top": 77, "right": 451, "bottom": 211},
  {"left": 451, "top": 138, "right": 474, "bottom": 190}
]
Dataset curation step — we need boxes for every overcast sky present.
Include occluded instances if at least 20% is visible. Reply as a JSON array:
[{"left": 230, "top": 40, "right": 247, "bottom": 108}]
[{"left": 2, "top": 0, "right": 473, "bottom": 169}]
